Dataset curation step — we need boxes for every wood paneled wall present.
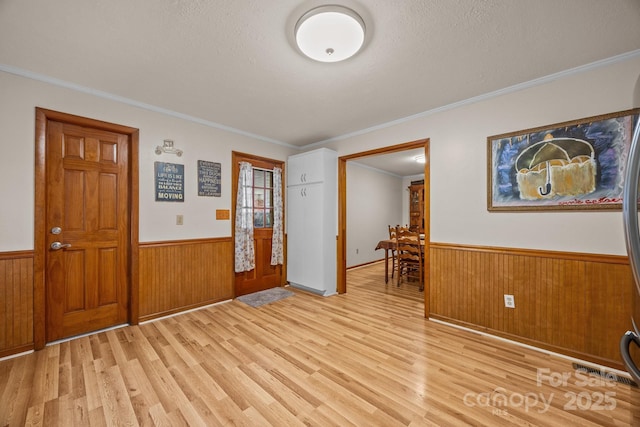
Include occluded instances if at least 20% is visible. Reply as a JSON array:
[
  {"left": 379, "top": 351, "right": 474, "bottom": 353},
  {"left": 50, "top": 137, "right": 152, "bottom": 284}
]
[
  {"left": 430, "top": 243, "right": 633, "bottom": 369},
  {"left": 138, "top": 238, "right": 234, "bottom": 321},
  {"left": 0, "top": 251, "right": 34, "bottom": 357},
  {"left": 0, "top": 240, "right": 633, "bottom": 370}
]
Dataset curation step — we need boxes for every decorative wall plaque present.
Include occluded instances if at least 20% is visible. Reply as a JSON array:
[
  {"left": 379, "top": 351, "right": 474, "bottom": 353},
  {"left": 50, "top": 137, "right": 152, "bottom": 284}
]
[
  {"left": 155, "top": 162, "right": 185, "bottom": 202},
  {"left": 198, "top": 160, "right": 221, "bottom": 197}
]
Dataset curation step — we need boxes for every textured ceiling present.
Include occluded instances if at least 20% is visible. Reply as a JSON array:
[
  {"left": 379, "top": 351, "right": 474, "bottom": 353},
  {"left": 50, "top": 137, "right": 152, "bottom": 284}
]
[{"left": 1, "top": 0, "right": 639, "bottom": 152}]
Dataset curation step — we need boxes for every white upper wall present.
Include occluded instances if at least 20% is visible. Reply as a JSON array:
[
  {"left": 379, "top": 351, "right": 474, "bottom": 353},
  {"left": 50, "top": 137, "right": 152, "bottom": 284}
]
[
  {"left": 346, "top": 162, "right": 404, "bottom": 267},
  {"left": 321, "top": 54, "right": 640, "bottom": 255},
  {"left": 0, "top": 71, "right": 297, "bottom": 251},
  {"left": 1, "top": 54, "right": 639, "bottom": 255}
]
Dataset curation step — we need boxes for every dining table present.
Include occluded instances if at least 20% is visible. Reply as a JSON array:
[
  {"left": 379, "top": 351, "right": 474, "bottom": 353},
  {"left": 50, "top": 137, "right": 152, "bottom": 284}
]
[{"left": 375, "top": 237, "right": 425, "bottom": 283}]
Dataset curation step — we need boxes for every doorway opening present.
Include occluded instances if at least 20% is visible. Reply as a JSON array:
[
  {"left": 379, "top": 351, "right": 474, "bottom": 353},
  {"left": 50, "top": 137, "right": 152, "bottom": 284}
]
[{"left": 337, "top": 138, "right": 430, "bottom": 317}]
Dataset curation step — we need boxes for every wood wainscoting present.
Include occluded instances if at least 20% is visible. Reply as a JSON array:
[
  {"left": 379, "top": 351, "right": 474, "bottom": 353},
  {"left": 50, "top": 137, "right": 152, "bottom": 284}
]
[
  {"left": 139, "top": 237, "right": 234, "bottom": 322},
  {"left": 430, "top": 243, "right": 633, "bottom": 370},
  {"left": 0, "top": 251, "right": 34, "bottom": 357}
]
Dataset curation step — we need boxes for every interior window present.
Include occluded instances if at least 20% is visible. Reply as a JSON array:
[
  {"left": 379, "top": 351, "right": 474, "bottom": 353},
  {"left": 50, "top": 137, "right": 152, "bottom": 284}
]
[{"left": 253, "top": 169, "right": 273, "bottom": 228}]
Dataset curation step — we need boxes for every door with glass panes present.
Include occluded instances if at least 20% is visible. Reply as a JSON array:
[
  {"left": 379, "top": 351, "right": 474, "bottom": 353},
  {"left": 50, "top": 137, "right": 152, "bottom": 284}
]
[{"left": 232, "top": 152, "right": 285, "bottom": 296}]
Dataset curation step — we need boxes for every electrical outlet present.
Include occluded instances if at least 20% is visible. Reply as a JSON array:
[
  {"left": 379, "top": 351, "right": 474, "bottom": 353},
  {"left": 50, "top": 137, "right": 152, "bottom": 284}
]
[
  {"left": 176, "top": 214, "right": 183, "bottom": 225},
  {"left": 504, "top": 294, "right": 515, "bottom": 308}
]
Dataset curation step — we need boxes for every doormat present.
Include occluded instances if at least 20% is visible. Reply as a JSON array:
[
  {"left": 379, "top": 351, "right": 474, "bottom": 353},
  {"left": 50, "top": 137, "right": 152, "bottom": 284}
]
[{"left": 236, "top": 287, "right": 295, "bottom": 308}]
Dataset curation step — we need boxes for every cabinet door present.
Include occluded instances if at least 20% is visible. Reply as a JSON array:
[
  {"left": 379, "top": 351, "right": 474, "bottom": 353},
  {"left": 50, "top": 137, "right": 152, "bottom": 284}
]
[
  {"left": 287, "top": 150, "right": 327, "bottom": 186},
  {"left": 301, "top": 184, "right": 325, "bottom": 290},
  {"left": 286, "top": 186, "right": 307, "bottom": 283},
  {"left": 301, "top": 154, "right": 325, "bottom": 185},
  {"left": 286, "top": 184, "right": 325, "bottom": 291},
  {"left": 287, "top": 156, "right": 305, "bottom": 186}
]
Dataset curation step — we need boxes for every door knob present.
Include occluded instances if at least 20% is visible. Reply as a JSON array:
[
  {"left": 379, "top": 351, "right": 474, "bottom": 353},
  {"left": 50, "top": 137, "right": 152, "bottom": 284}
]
[{"left": 50, "top": 241, "right": 71, "bottom": 250}]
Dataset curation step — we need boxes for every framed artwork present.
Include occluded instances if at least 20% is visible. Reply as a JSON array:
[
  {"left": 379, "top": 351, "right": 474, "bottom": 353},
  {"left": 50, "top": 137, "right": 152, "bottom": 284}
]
[{"left": 487, "top": 108, "right": 639, "bottom": 211}]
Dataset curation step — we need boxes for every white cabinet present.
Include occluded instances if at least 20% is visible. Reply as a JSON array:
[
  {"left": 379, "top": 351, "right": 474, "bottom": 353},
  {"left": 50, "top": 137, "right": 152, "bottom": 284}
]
[
  {"left": 286, "top": 148, "right": 337, "bottom": 296},
  {"left": 287, "top": 148, "right": 329, "bottom": 186}
]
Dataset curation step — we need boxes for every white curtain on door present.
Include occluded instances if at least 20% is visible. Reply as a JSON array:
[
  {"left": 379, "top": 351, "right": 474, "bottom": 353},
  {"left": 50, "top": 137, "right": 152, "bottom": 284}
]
[
  {"left": 235, "top": 162, "right": 255, "bottom": 272},
  {"left": 271, "top": 166, "right": 284, "bottom": 265}
]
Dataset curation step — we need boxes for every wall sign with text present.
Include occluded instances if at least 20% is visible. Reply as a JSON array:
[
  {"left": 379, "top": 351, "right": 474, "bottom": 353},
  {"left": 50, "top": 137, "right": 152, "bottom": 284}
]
[
  {"left": 155, "top": 161, "right": 185, "bottom": 202},
  {"left": 197, "top": 160, "right": 221, "bottom": 197}
]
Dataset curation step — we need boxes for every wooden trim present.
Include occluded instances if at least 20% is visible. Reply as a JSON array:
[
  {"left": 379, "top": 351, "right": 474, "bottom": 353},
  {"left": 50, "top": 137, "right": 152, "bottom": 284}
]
[
  {"left": 422, "top": 142, "right": 430, "bottom": 318},
  {"left": 231, "top": 153, "right": 240, "bottom": 295},
  {"left": 33, "top": 107, "right": 140, "bottom": 349},
  {"left": 0, "top": 344, "right": 33, "bottom": 360},
  {"left": 129, "top": 129, "right": 140, "bottom": 325},
  {"left": 338, "top": 158, "right": 347, "bottom": 294},
  {"left": 35, "top": 108, "right": 142, "bottom": 133},
  {"left": 138, "top": 300, "right": 231, "bottom": 323},
  {"left": 430, "top": 315, "right": 624, "bottom": 368},
  {"left": 33, "top": 108, "right": 46, "bottom": 349},
  {"left": 139, "top": 236, "right": 232, "bottom": 248},
  {"left": 232, "top": 151, "right": 285, "bottom": 167},
  {"left": 339, "top": 139, "right": 428, "bottom": 161},
  {"left": 0, "top": 250, "right": 34, "bottom": 260},
  {"left": 337, "top": 138, "right": 430, "bottom": 311},
  {"left": 430, "top": 241, "right": 630, "bottom": 264}
]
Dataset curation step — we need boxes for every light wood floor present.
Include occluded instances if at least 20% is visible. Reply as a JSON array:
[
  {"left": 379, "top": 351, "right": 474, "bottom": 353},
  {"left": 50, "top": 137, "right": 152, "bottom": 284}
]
[{"left": 1, "top": 261, "right": 638, "bottom": 426}]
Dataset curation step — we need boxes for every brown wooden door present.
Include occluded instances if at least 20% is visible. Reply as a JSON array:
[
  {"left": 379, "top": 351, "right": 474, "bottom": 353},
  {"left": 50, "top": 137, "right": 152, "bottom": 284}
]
[
  {"left": 232, "top": 153, "right": 284, "bottom": 296},
  {"left": 45, "top": 120, "right": 129, "bottom": 342}
]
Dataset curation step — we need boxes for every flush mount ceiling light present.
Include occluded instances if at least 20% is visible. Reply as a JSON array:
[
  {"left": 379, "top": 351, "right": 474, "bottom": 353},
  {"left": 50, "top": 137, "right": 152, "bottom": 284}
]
[
  {"left": 414, "top": 154, "right": 426, "bottom": 164},
  {"left": 294, "top": 5, "right": 365, "bottom": 62}
]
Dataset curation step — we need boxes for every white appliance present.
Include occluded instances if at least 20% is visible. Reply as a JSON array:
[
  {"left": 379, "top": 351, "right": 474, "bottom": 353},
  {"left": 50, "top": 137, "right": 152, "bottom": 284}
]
[{"left": 286, "top": 148, "right": 338, "bottom": 296}]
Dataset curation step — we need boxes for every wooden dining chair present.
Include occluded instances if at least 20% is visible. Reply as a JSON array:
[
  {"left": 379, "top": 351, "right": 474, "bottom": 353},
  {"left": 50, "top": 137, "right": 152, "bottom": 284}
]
[
  {"left": 395, "top": 227, "right": 423, "bottom": 291},
  {"left": 388, "top": 225, "right": 398, "bottom": 279},
  {"left": 388, "top": 224, "right": 410, "bottom": 279}
]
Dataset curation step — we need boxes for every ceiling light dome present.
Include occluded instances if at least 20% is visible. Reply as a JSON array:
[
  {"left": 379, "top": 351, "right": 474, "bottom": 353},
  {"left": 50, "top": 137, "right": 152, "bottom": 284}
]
[{"left": 295, "top": 5, "right": 365, "bottom": 63}]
